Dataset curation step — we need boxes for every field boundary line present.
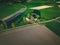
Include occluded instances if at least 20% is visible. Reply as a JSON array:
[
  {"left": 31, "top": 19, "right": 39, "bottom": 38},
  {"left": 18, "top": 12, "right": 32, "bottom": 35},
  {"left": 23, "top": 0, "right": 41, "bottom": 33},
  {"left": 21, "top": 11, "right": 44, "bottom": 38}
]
[{"left": 40, "top": 16, "right": 60, "bottom": 23}]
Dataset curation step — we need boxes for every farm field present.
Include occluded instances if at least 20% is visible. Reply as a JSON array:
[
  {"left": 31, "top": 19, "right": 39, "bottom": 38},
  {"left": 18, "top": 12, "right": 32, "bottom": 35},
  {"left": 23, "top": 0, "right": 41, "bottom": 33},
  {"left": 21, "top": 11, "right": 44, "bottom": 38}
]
[
  {"left": 0, "top": 3, "right": 23, "bottom": 19},
  {"left": 0, "top": 1, "right": 60, "bottom": 36}
]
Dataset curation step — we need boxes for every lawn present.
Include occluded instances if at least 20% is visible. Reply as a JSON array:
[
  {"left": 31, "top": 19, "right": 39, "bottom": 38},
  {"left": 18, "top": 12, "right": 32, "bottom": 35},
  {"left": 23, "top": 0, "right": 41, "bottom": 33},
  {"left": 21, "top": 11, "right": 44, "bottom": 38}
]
[
  {"left": 0, "top": 3, "right": 23, "bottom": 19},
  {"left": 40, "top": 7, "right": 60, "bottom": 20}
]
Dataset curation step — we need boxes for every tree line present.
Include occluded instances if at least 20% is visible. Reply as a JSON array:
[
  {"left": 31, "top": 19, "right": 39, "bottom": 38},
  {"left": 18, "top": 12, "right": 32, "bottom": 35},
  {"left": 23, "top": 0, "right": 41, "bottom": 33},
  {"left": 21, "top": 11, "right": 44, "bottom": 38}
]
[{"left": 0, "top": 0, "right": 28, "bottom": 3}]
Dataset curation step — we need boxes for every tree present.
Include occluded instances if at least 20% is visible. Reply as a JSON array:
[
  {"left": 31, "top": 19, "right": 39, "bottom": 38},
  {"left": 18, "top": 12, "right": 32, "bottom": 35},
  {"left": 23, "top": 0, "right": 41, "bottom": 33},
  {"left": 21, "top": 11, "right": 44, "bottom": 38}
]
[{"left": 19, "top": 0, "right": 27, "bottom": 3}]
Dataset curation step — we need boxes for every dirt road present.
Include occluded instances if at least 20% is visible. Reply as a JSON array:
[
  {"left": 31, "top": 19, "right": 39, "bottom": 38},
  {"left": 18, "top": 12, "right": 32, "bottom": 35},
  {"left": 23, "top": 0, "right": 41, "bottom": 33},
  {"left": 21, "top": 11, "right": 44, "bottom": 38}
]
[{"left": 0, "top": 24, "right": 60, "bottom": 45}]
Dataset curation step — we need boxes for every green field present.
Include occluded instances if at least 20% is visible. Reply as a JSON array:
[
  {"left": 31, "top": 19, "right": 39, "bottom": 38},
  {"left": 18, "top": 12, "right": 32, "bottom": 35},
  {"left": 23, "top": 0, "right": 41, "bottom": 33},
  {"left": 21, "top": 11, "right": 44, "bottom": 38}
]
[
  {"left": 0, "top": 3, "right": 23, "bottom": 19},
  {"left": 0, "top": 1, "right": 60, "bottom": 36}
]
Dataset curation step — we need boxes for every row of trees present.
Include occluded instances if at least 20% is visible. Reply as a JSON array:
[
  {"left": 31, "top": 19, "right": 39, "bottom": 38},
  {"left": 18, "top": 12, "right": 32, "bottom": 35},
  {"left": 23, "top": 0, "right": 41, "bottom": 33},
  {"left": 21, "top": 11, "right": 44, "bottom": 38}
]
[
  {"left": 0, "top": 0, "right": 60, "bottom": 2},
  {"left": 0, "top": 0, "right": 28, "bottom": 3}
]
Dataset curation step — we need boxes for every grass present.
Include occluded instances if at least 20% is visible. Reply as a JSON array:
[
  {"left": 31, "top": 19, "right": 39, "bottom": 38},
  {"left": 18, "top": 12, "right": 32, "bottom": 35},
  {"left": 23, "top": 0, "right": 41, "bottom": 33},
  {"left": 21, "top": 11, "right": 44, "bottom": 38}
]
[
  {"left": 40, "top": 5, "right": 60, "bottom": 36},
  {"left": 39, "top": 3, "right": 60, "bottom": 36},
  {"left": 40, "top": 7, "right": 60, "bottom": 20},
  {"left": 45, "top": 20, "right": 60, "bottom": 36},
  {"left": 0, "top": 3, "right": 23, "bottom": 19},
  {"left": 0, "top": 24, "right": 4, "bottom": 31}
]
